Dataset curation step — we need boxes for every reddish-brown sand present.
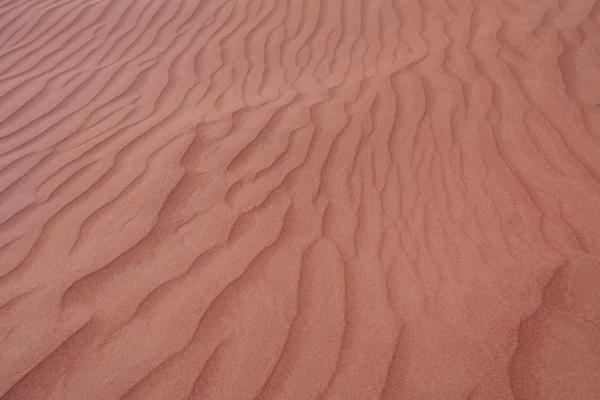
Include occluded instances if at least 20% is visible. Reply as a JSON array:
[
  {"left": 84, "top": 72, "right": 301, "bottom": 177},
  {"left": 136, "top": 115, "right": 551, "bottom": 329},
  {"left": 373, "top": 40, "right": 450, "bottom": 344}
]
[{"left": 1, "top": 0, "right": 600, "bottom": 398}]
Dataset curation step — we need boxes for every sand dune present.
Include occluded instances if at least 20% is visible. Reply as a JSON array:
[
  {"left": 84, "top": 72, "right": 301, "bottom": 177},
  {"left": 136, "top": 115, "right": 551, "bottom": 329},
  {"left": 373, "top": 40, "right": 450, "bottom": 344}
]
[{"left": 1, "top": 0, "right": 599, "bottom": 398}]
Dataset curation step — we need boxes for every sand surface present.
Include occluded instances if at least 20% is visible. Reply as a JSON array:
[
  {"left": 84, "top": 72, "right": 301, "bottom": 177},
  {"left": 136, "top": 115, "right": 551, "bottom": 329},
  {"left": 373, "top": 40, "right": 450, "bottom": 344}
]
[{"left": 1, "top": 0, "right": 600, "bottom": 398}]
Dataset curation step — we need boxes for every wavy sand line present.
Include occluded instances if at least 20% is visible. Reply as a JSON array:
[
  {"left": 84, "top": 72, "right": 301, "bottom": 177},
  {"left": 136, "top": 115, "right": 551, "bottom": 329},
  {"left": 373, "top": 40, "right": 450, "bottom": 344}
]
[{"left": 1, "top": 0, "right": 600, "bottom": 398}]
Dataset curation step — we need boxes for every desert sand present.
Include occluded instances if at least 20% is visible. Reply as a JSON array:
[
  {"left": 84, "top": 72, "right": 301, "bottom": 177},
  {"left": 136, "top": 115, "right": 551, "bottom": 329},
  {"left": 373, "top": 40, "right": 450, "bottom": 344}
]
[{"left": 0, "top": 0, "right": 599, "bottom": 398}]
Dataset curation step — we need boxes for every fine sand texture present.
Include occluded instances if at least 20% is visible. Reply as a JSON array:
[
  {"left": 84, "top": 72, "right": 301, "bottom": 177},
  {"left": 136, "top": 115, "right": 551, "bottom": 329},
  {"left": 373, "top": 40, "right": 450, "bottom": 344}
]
[{"left": 1, "top": 0, "right": 600, "bottom": 398}]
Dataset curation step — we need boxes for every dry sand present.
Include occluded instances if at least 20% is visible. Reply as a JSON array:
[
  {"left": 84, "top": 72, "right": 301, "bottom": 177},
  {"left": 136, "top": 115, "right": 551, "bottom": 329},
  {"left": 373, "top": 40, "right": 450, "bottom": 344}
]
[{"left": 1, "top": 0, "right": 600, "bottom": 398}]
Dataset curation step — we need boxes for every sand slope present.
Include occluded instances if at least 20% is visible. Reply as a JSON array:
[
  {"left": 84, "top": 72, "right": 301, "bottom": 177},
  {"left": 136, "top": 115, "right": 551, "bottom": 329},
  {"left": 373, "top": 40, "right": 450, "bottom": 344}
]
[{"left": 1, "top": 0, "right": 600, "bottom": 398}]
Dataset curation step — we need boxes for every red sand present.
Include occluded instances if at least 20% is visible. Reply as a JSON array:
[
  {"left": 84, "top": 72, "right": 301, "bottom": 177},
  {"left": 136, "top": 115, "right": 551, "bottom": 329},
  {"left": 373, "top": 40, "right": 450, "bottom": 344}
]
[{"left": 1, "top": 0, "right": 600, "bottom": 398}]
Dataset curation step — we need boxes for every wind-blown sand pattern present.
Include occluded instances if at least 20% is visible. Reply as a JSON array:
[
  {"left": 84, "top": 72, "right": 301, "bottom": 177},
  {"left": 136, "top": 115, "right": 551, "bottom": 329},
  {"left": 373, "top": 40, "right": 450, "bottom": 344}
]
[{"left": 1, "top": 0, "right": 600, "bottom": 398}]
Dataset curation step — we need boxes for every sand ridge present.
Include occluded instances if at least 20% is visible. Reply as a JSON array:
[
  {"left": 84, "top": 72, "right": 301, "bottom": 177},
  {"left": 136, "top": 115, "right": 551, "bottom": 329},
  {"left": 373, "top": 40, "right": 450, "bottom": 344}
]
[{"left": 1, "top": 0, "right": 600, "bottom": 398}]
